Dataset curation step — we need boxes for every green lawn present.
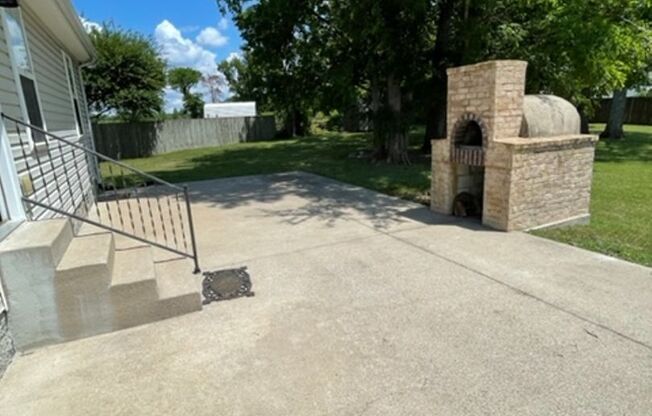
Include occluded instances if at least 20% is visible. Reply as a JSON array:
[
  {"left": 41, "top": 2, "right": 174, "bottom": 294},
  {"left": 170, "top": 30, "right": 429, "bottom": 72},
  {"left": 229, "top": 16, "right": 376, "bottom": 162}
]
[
  {"left": 106, "top": 129, "right": 433, "bottom": 203},
  {"left": 106, "top": 124, "right": 652, "bottom": 267}
]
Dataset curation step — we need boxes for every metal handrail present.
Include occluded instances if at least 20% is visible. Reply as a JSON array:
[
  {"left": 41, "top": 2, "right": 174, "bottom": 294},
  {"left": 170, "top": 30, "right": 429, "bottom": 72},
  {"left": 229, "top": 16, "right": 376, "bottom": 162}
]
[
  {"left": 1, "top": 113, "right": 183, "bottom": 190},
  {"left": 1, "top": 113, "right": 200, "bottom": 273}
]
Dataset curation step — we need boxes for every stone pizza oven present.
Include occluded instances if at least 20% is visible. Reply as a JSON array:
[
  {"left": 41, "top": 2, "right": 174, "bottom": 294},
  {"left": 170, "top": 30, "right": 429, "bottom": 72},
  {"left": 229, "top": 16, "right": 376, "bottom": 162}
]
[{"left": 431, "top": 60, "right": 598, "bottom": 231}]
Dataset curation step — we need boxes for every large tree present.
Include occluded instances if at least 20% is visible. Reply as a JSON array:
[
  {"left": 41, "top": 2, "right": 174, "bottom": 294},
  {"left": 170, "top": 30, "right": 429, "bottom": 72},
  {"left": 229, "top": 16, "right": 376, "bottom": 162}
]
[
  {"left": 218, "top": 55, "right": 260, "bottom": 103},
  {"left": 421, "top": 0, "right": 652, "bottom": 146},
  {"left": 168, "top": 67, "right": 205, "bottom": 118},
  {"left": 218, "top": 0, "right": 651, "bottom": 160},
  {"left": 83, "top": 24, "right": 166, "bottom": 121}
]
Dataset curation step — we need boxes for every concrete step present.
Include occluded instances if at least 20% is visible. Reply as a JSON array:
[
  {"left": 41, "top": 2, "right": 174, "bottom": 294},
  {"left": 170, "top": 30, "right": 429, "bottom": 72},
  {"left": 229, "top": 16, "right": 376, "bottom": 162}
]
[
  {"left": 110, "top": 246, "right": 159, "bottom": 328},
  {"left": 56, "top": 233, "right": 115, "bottom": 286},
  {"left": 0, "top": 219, "right": 74, "bottom": 349},
  {"left": 110, "top": 246, "right": 158, "bottom": 297},
  {"left": 54, "top": 233, "right": 116, "bottom": 340},
  {"left": 155, "top": 259, "right": 202, "bottom": 320},
  {"left": 2, "top": 219, "right": 202, "bottom": 349},
  {"left": 0, "top": 219, "right": 72, "bottom": 266}
]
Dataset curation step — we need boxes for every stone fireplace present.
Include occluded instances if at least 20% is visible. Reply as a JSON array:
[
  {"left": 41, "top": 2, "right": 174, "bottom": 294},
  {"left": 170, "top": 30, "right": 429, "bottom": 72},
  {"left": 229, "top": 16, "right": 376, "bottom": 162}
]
[{"left": 431, "top": 60, "right": 598, "bottom": 231}]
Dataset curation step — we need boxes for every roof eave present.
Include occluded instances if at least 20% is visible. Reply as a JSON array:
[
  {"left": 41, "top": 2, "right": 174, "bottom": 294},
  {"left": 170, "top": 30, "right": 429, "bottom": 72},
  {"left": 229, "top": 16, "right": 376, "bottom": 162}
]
[{"left": 21, "top": 0, "right": 96, "bottom": 63}]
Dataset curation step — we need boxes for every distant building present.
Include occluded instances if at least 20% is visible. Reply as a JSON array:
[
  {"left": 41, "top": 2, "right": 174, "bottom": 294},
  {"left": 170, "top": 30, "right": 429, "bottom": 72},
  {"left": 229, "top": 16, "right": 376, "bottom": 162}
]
[{"left": 204, "top": 102, "right": 257, "bottom": 118}]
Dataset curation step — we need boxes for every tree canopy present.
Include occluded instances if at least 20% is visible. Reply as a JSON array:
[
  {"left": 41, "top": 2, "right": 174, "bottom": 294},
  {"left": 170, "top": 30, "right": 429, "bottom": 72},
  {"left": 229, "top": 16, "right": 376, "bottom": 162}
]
[
  {"left": 168, "top": 67, "right": 205, "bottom": 118},
  {"left": 218, "top": 55, "right": 259, "bottom": 103},
  {"left": 218, "top": 0, "right": 651, "bottom": 162},
  {"left": 83, "top": 24, "right": 166, "bottom": 122},
  {"left": 168, "top": 68, "right": 202, "bottom": 96}
]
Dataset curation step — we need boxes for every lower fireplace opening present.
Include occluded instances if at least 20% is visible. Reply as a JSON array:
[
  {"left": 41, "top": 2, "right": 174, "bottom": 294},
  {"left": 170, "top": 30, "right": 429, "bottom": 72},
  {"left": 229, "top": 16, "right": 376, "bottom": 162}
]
[{"left": 453, "top": 165, "right": 485, "bottom": 218}]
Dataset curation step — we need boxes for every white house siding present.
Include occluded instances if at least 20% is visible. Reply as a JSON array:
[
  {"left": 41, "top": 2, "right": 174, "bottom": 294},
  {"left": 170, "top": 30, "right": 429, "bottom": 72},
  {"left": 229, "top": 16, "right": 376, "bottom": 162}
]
[
  {"left": 0, "top": 8, "right": 96, "bottom": 221},
  {"left": 0, "top": 23, "right": 21, "bottom": 123}
]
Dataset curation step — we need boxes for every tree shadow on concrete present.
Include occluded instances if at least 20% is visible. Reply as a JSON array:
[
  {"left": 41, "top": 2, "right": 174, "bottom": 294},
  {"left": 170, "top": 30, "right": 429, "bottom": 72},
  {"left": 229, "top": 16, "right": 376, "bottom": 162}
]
[{"left": 184, "top": 171, "right": 491, "bottom": 233}]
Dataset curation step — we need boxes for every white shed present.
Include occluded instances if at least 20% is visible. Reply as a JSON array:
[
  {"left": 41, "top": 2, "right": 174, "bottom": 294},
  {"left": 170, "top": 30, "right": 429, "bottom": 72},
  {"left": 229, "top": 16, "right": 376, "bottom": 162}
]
[{"left": 204, "top": 102, "right": 257, "bottom": 118}]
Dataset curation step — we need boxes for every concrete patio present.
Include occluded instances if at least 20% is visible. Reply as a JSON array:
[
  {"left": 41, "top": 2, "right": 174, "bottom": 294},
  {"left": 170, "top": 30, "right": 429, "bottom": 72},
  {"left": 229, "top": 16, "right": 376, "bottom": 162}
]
[{"left": 1, "top": 172, "right": 651, "bottom": 415}]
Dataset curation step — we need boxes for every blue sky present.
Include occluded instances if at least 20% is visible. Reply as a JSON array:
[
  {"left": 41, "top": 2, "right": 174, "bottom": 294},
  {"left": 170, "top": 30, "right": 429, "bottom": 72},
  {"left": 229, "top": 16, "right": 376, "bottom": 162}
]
[{"left": 72, "top": 0, "right": 244, "bottom": 110}]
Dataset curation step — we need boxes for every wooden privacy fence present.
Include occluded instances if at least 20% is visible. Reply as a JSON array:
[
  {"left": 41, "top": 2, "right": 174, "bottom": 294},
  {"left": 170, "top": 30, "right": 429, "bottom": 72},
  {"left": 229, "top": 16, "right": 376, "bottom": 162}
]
[
  {"left": 92, "top": 116, "right": 277, "bottom": 159},
  {"left": 592, "top": 97, "right": 652, "bottom": 125}
]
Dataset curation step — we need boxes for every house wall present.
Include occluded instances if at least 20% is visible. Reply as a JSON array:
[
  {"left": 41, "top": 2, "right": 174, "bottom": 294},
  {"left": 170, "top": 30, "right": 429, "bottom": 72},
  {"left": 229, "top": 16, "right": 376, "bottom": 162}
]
[
  {"left": 0, "top": 7, "right": 96, "bottom": 223},
  {"left": 0, "top": 5, "right": 95, "bottom": 370}
]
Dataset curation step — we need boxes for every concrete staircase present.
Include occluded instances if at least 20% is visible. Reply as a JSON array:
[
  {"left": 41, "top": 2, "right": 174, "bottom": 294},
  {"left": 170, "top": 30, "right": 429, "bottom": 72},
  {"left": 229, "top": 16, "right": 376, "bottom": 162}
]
[{"left": 0, "top": 219, "right": 202, "bottom": 350}]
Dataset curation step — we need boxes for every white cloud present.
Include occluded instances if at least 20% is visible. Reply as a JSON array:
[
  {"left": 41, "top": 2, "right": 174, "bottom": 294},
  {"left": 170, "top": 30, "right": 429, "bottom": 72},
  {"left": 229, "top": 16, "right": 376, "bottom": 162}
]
[
  {"left": 155, "top": 20, "right": 233, "bottom": 110},
  {"left": 226, "top": 52, "right": 242, "bottom": 62},
  {"left": 218, "top": 17, "right": 229, "bottom": 31},
  {"left": 196, "top": 27, "right": 228, "bottom": 48},
  {"left": 80, "top": 17, "right": 102, "bottom": 33},
  {"left": 155, "top": 20, "right": 218, "bottom": 74}
]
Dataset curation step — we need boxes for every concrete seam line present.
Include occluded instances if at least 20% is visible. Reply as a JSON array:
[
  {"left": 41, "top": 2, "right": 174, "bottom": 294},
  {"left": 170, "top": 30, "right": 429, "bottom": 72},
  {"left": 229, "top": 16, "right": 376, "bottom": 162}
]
[
  {"left": 204, "top": 233, "right": 385, "bottom": 270},
  {"left": 352, "top": 217, "right": 652, "bottom": 352}
]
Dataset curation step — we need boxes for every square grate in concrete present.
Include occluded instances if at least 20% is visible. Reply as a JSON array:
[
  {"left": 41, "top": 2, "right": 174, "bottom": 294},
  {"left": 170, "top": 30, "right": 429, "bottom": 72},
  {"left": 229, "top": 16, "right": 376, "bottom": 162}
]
[{"left": 201, "top": 267, "right": 254, "bottom": 305}]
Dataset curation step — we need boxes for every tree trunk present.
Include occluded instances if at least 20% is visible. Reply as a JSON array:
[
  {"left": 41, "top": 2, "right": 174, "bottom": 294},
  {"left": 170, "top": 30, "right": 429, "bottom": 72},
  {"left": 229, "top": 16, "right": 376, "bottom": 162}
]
[
  {"left": 285, "top": 108, "right": 306, "bottom": 137},
  {"left": 422, "top": 0, "right": 457, "bottom": 153},
  {"left": 578, "top": 107, "right": 590, "bottom": 134},
  {"left": 293, "top": 109, "right": 305, "bottom": 136},
  {"left": 370, "top": 78, "right": 386, "bottom": 159},
  {"left": 601, "top": 89, "right": 627, "bottom": 139},
  {"left": 423, "top": 77, "right": 448, "bottom": 153},
  {"left": 386, "top": 74, "right": 410, "bottom": 164}
]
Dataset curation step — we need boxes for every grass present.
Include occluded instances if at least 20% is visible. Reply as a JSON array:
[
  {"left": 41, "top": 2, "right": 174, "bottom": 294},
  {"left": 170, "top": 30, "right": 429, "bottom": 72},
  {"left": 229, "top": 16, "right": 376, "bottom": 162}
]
[
  {"left": 105, "top": 124, "right": 652, "bottom": 267},
  {"left": 104, "top": 128, "right": 432, "bottom": 203}
]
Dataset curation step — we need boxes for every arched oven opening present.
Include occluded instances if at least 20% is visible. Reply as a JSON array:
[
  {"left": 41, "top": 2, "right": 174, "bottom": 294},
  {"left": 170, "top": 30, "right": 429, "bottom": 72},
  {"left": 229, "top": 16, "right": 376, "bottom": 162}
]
[{"left": 455, "top": 120, "right": 483, "bottom": 147}]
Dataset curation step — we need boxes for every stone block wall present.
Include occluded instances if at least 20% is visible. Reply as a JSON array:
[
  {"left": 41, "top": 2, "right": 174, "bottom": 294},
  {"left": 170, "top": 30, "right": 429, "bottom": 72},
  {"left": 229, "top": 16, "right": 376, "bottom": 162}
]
[
  {"left": 446, "top": 60, "right": 527, "bottom": 142},
  {"left": 505, "top": 137, "right": 597, "bottom": 230},
  {"left": 491, "top": 62, "right": 528, "bottom": 140},
  {"left": 431, "top": 140, "right": 454, "bottom": 214}
]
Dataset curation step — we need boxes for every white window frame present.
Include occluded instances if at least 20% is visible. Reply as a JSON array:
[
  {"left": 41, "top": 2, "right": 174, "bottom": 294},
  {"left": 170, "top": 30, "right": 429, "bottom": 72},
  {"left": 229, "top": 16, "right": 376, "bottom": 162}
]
[
  {"left": 0, "top": 102, "right": 26, "bottom": 224},
  {"left": 62, "top": 51, "right": 83, "bottom": 138},
  {"left": 1, "top": 7, "right": 48, "bottom": 151}
]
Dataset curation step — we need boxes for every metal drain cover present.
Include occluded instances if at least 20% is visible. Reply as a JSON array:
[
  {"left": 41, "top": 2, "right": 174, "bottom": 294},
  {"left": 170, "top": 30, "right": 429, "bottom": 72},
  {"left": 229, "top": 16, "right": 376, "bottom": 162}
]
[{"left": 202, "top": 267, "right": 254, "bottom": 304}]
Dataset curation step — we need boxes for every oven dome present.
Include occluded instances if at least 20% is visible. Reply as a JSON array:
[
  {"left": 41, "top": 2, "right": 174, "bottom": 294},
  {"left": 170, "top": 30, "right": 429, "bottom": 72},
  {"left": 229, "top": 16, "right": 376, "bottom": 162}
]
[{"left": 520, "top": 95, "right": 580, "bottom": 138}]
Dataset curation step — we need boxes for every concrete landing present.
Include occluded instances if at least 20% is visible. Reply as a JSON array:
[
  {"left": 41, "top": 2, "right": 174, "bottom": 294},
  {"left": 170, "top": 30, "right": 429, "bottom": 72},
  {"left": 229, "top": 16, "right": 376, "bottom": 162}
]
[{"left": 0, "top": 172, "right": 650, "bottom": 415}]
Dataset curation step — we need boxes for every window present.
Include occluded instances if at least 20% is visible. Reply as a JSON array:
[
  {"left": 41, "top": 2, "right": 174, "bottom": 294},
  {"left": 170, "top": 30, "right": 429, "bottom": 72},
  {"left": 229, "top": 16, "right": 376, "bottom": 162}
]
[
  {"left": 4, "top": 8, "right": 30, "bottom": 73},
  {"left": 63, "top": 53, "right": 83, "bottom": 135},
  {"left": 2, "top": 8, "right": 46, "bottom": 145}
]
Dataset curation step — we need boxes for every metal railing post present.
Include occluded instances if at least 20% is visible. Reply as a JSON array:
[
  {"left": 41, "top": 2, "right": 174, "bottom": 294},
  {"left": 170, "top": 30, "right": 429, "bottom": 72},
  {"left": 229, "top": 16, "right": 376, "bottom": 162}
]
[{"left": 183, "top": 185, "right": 201, "bottom": 274}]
